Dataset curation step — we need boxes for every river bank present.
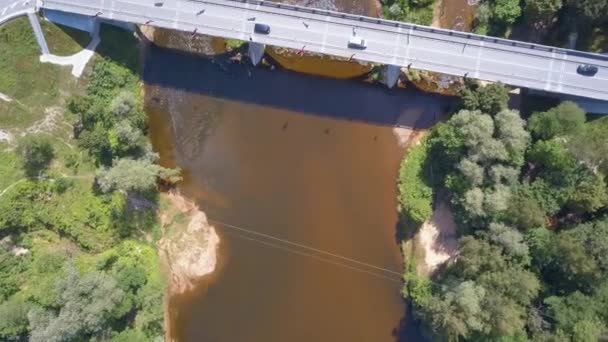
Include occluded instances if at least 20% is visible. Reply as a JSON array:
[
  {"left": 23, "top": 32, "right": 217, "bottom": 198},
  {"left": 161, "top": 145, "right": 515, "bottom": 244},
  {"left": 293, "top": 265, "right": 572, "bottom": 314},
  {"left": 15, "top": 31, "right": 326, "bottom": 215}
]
[{"left": 137, "top": 2, "right": 466, "bottom": 338}]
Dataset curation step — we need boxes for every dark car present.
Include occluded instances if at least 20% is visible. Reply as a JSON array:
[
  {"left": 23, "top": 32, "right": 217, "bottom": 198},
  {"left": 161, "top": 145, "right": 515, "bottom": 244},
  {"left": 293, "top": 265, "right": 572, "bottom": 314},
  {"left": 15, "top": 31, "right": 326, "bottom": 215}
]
[
  {"left": 254, "top": 23, "right": 270, "bottom": 35},
  {"left": 154, "top": 2, "right": 163, "bottom": 7},
  {"left": 577, "top": 64, "right": 598, "bottom": 77}
]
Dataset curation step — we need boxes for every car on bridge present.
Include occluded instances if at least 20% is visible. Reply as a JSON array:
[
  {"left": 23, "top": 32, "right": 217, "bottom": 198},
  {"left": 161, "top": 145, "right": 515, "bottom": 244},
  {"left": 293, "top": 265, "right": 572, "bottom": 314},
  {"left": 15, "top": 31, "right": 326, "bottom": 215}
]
[
  {"left": 577, "top": 64, "right": 599, "bottom": 77},
  {"left": 348, "top": 36, "right": 366, "bottom": 50},
  {"left": 254, "top": 23, "right": 270, "bottom": 34}
]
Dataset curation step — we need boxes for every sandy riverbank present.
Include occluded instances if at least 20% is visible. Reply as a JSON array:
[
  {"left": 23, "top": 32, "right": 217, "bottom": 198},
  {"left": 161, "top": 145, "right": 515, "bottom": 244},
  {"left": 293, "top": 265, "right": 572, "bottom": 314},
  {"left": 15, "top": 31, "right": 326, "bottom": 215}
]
[
  {"left": 159, "top": 191, "right": 220, "bottom": 294},
  {"left": 158, "top": 191, "right": 220, "bottom": 341},
  {"left": 416, "top": 200, "right": 458, "bottom": 274}
]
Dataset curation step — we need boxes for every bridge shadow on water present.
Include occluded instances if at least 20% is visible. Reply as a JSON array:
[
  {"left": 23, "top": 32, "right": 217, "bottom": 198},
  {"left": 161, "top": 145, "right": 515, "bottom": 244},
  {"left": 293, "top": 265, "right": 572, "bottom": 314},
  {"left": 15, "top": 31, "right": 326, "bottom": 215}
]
[{"left": 143, "top": 44, "right": 454, "bottom": 129}]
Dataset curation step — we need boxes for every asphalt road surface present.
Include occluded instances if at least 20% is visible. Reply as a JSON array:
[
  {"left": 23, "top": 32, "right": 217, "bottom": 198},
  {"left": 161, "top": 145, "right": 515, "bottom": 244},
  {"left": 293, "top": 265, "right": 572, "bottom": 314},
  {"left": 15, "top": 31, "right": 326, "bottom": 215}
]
[{"left": 3, "top": 0, "right": 608, "bottom": 101}]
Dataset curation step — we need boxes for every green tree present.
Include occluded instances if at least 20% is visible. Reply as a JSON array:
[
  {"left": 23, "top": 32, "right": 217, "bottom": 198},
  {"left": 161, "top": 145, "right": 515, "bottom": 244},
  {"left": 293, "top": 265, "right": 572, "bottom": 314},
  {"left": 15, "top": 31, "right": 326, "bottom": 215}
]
[
  {"left": 528, "top": 101, "right": 586, "bottom": 140},
  {"left": 108, "top": 120, "right": 144, "bottom": 157},
  {"left": 566, "top": 0, "right": 608, "bottom": 22},
  {"left": 525, "top": 0, "right": 563, "bottom": 22},
  {"left": 458, "top": 158, "right": 485, "bottom": 186},
  {"left": 506, "top": 190, "right": 546, "bottom": 230},
  {"left": 16, "top": 135, "right": 54, "bottom": 178},
  {"left": 568, "top": 172, "right": 608, "bottom": 212},
  {"left": 96, "top": 158, "right": 160, "bottom": 194},
  {"left": 568, "top": 116, "right": 608, "bottom": 174},
  {"left": 66, "top": 95, "right": 93, "bottom": 115},
  {"left": 461, "top": 83, "right": 510, "bottom": 115},
  {"left": 109, "top": 91, "right": 138, "bottom": 119},
  {"left": 545, "top": 292, "right": 606, "bottom": 341},
  {"left": 78, "top": 124, "right": 112, "bottom": 165},
  {"left": 495, "top": 109, "right": 530, "bottom": 166},
  {"left": 527, "top": 140, "right": 577, "bottom": 185},
  {"left": 398, "top": 141, "right": 433, "bottom": 225},
  {"left": 486, "top": 222, "right": 530, "bottom": 261},
  {"left": 545, "top": 233, "right": 601, "bottom": 292},
  {"left": 111, "top": 329, "right": 151, "bottom": 342},
  {"left": 418, "top": 281, "right": 487, "bottom": 340},
  {"left": 28, "top": 265, "right": 125, "bottom": 342},
  {"left": 0, "top": 247, "right": 27, "bottom": 300},
  {"left": 0, "top": 297, "right": 30, "bottom": 340},
  {"left": 493, "top": 0, "right": 523, "bottom": 24}
]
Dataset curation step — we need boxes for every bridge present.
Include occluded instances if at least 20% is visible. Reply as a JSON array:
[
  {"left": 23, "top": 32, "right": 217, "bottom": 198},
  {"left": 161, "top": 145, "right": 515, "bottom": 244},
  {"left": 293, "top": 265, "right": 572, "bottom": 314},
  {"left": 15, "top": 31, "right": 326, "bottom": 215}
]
[{"left": 2, "top": 0, "right": 608, "bottom": 102}]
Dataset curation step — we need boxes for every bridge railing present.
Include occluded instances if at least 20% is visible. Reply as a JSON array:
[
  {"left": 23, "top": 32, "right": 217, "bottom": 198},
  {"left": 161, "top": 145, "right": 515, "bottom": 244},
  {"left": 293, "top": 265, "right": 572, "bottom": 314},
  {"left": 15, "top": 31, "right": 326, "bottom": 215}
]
[{"left": 189, "top": 0, "right": 608, "bottom": 61}]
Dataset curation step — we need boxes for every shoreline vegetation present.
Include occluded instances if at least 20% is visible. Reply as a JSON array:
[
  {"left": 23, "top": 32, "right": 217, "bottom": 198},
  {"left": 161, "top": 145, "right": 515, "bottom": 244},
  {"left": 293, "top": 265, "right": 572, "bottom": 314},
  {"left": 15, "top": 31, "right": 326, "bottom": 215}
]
[
  {"left": 398, "top": 81, "right": 608, "bottom": 340},
  {"left": 1, "top": 3, "right": 607, "bottom": 341},
  {"left": 0, "top": 17, "right": 220, "bottom": 341}
]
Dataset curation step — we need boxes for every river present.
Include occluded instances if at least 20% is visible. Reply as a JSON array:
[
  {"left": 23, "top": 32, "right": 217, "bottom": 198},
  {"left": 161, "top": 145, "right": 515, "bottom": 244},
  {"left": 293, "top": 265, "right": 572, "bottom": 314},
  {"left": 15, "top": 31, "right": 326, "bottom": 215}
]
[{"left": 144, "top": 11, "right": 451, "bottom": 342}]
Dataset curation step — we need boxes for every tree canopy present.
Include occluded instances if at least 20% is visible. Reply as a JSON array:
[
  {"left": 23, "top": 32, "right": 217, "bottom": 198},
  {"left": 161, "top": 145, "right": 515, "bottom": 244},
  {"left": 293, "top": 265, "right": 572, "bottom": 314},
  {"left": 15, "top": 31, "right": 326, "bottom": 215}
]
[
  {"left": 16, "top": 136, "right": 54, "bottom": 178},
  {"left": 403, "top": 97, "right": 608, "bottom": 341}
]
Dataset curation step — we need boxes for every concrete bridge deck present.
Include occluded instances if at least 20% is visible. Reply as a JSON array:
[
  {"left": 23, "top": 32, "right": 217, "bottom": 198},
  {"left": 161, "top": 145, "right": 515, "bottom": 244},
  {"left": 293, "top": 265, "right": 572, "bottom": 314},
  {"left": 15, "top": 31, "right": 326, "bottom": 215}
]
[
  {"left": 35, "top": 0, "right": 608, "bottom": 101},
  {"left": 1, "top": 0, "right": 608, "bottom": 104}
]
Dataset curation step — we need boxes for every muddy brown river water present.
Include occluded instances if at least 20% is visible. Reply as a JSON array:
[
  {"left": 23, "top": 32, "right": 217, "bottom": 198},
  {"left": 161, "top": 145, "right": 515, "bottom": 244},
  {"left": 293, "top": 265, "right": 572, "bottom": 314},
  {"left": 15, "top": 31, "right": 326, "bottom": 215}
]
[{"left": 144, "top": 10, "right": 451, "bottom": 341}]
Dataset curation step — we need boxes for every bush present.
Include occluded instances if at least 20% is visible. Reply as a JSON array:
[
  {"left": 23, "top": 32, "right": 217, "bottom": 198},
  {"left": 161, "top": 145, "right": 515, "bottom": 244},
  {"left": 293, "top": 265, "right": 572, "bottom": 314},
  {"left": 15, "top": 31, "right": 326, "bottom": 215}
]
[
  {"left": 0, "top": 297, "right": 30, "bottom": 340},
  {"left": 16, "top": 135, "right": 55, "bottom": 178},
  {"left": 398, "top": 141, "right": 433, "bottom": 226},
  {"left": 383, "top": 0, "right": 436, "bottom": 25}
]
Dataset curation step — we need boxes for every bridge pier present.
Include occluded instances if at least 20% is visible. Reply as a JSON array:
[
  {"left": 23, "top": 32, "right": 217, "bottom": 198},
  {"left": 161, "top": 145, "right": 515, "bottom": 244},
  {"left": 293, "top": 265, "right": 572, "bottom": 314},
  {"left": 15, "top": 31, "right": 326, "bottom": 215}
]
[
  {"left": 27, "top": 12, "right": 49, "bottom": 55},
  {"left": 382, "top": 65, "right": 401, "bottom": 89},
  {"left": 248, "top": 42, "right": 265, "bottom": 66}
]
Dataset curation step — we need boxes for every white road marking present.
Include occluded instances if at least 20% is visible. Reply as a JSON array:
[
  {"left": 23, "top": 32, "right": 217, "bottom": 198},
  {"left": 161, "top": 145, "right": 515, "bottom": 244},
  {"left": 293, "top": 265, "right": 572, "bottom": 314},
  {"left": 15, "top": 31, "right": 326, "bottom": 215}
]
[
  {"left": 239, "top": 1, "right": 248, "bottom": 40},
  {"left": 391, "top": 27, "right": 401, "bottom": 64},
  {"left": 32, "top": 0, "right": 608, "bottom": 100},
  {"left": 405, "top": 26, "right": 412, "bottom": 61},
  {"left": 474, "top": 41, "right": 483, "bottom": 78},
  {"left": 320, "top": 15, "right": 329, "bottom": 53},
  {"left": 545, "top": 50, "right": 556, "bottom": 90},
  {"left": 173, "top": 0, "right": 180, "bottom": 29},
  {"left": 558, "top": 53, "right": 568, "bottom": 92},
  {"left": 109, "top": 0, "right": 114, "bottom": 19}
]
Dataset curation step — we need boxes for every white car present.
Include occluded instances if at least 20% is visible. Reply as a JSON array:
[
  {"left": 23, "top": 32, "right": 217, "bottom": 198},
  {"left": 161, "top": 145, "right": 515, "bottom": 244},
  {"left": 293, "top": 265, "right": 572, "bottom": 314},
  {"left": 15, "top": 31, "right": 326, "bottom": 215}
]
[{"left": 348, "top": 36, "right": 367, "bottom": 50}]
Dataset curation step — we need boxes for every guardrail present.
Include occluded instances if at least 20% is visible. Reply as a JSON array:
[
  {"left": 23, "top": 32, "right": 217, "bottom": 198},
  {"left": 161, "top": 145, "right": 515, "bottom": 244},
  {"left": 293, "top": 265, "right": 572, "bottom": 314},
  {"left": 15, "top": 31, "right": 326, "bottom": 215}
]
[{"left": 187, "top": 0, "right": 608, "bottom": 61}]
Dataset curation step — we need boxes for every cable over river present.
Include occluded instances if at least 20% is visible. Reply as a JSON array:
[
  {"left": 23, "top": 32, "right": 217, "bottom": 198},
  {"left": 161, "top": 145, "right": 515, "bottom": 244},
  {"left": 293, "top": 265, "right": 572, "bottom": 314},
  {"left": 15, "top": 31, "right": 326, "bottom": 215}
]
[{"left": 144, "top": 24, "right": 450, "bottom": 341}]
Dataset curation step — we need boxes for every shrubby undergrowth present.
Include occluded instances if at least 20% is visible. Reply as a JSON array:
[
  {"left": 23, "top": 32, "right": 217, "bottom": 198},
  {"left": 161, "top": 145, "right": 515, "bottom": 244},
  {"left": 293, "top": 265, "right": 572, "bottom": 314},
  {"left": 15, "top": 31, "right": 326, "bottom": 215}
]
[{"left": 399, "top": 83, "right": 608, "bottom": 341}]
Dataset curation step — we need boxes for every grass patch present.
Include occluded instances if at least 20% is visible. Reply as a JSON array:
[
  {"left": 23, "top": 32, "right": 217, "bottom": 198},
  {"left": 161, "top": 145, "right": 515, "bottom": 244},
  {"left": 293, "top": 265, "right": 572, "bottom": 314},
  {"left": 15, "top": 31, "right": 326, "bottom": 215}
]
[
  {"left": 0, "top": 150, "right": 24, "bottom": 191},
  {"left": 0, "top": 17, "right": 79, "bottom": 129},
  {"left": 398, "top": 139, "right": 433, "bottom": 229},
  {"left": 40, "top": 18, "right": 90, "bottom": 56}
]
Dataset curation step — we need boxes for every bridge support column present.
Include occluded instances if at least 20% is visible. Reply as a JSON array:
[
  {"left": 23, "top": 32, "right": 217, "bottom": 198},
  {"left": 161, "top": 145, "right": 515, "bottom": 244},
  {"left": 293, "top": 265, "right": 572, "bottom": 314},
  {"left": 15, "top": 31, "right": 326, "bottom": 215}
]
[
  {"left": 382, "top": 65, "right": 401, "bottom": 88},
  {"left": 248, "top": 42, "right": 265, "bottom": 66},
  {"left": 27, "top": 12, "right": 49, "bottom": 55}
]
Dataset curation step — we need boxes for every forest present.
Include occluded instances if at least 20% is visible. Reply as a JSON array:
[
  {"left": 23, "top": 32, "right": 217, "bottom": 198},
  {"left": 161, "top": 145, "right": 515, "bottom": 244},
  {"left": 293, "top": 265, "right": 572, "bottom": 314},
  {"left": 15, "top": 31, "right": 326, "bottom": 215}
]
[
  {"left": 0, "top": 23, "right": 178, "bottom": 341},
  {"left": 399, "top": 83, "right": 608, "bottom": 341},
  {"left": 382, "top": 0, "right": 607, "bottom": 52}
]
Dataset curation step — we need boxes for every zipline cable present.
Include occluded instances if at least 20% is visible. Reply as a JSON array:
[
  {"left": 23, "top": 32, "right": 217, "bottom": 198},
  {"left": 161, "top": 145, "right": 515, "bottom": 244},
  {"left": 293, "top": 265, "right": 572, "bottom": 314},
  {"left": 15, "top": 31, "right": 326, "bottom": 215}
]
[
  {"left": 209, "top": 218, "right": 402, "bottom": 277},
  {"left": 220, "top": 229, "right": 402, "bottom": 283}
]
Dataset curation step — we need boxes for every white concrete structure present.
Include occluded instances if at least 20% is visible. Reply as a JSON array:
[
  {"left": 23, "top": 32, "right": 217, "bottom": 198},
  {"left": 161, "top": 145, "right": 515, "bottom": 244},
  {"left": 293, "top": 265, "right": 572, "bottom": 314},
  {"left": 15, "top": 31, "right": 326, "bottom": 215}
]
[
  {"left": 39, "top": 19, "right": 100, "bottom": 77},
  {"left": 27, "top": 12, "right": 49, "bottom": 53},
  {"left": 0, "top": 0, "right": 35, "bottom": 25},
  {"left": 1, "top": 0, "right": 608, "bottom": 103},
  {"left": 33, "top": 0, "right": 608, "bottom": 101}
]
